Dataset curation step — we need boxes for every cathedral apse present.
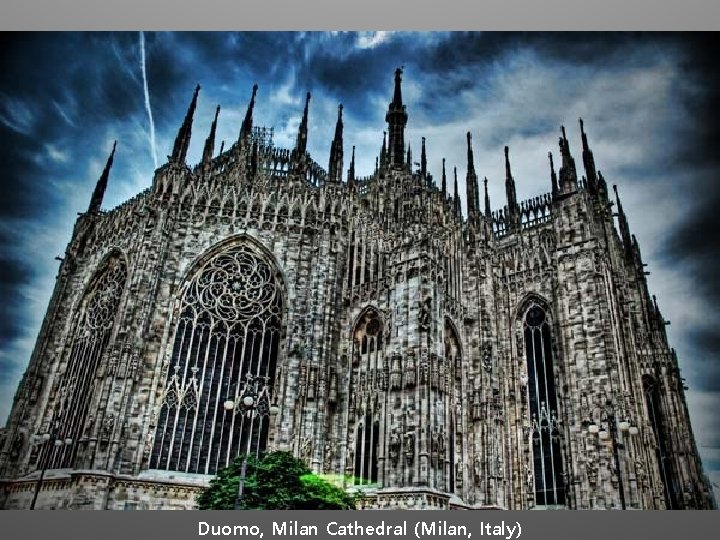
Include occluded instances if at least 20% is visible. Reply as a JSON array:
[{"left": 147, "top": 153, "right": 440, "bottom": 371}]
[{"left": 0, "top": 66, "right": 713, "bottom": 510}]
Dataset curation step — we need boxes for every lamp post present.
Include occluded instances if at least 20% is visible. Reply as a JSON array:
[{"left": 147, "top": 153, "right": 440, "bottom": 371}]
[
  {"left": 29, "top": 411, "right": 72, "bottom": 510},
  {"left": 223, "top": 373, "right": 280, "bottom": 510},
  {"left": 587, "top": 401, "right": 638, "bottom": 510}
]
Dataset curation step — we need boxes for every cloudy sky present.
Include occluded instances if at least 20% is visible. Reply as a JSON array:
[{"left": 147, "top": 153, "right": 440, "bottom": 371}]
[{"left": 0, "top": 32, "right": 718, "bottom": 500}]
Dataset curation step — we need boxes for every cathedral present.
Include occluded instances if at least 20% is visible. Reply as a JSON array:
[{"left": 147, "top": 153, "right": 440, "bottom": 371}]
[{"left": 0, "top": 68, "right": 714, "bottom": 510}]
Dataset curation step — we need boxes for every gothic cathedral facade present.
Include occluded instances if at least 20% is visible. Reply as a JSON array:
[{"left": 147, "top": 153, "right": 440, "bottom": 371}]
[{"left": 0, "top": 70, "right": 714, "bottom": 509}]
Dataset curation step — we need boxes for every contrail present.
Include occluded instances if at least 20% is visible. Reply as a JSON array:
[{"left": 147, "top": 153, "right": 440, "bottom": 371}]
[{"left": 139, "top": 31, "right": 158, "bottom": 168}]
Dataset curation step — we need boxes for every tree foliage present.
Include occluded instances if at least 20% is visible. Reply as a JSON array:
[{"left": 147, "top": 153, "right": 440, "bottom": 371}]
[{"left": 197, "top": 451, "right": 356, "bottom": 510}]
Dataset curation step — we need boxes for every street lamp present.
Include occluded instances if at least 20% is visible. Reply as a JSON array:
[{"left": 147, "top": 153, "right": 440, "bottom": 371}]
[
  {"left": 29, "top": 411, "right": 72, "bottom": 510},
  {"left": 586, "top": 401, "right": 639, "bottom": 510},
  {"left": 223, "top": 373, "right": 280, "bottom": 510}
]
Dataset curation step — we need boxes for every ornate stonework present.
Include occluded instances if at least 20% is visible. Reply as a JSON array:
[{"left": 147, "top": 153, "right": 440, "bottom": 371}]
[{"left": 0, "top": 70, "right": 713, "bottom": 510}]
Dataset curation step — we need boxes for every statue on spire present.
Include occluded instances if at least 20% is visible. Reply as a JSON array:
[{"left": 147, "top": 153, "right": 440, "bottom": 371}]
[
  {"left": 558, "top": 125, "right": 578, "bottom": 195},
  {"left": 579, "top": 118, "right": 598, "bottom": 195},
  {"left": 385, "top": 67, "right": 408, "bottom": 168}
]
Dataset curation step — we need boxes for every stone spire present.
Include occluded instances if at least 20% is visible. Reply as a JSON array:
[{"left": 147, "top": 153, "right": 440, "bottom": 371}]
[
  {"left": 558, "top": 126, "right": 578, "bottom": 195},
  {"left": 239, "top": 84, "right": 258, "bottom": 142},
  {"left": 328, "top": 104, "right": 344, "bottom": 183},
  {"left": 597, "top": 169, "right": 609, "bottom": 201},
  {"left": 385, "top": 67, "right": 408, "bottom": 168},
  {"left": 202, "top": 105, "right": 220, "bottom": 167},
  {"left": 421, "top": 137, "right": 427, "bottom": 178},
  {"left": 296, "top": 91, "right": 311, "bottom": 157},
  {"left": 484, "top": 176, "right": 491, "bottom": 217},
  {"left": 406, "top": 143, "right": 412, "bottom": 170},
  {"left": 292, "top": 92, "right": 311, "bottom": 177},
  {"left": 548, "top": 151, "right": 559, "bottom": 199},
  {"left": 348, "top": 145, "right": 356, "bottom": 190},
  {"left": 380, "top": 131, "right": 387, "bottom": 169},
  {"left": 632, "top": 233, "right": 644, "bottom": 269},
  {"left": 613, "top": 184, "right": 633, "bottom": 258},
  {"left": 466, "top": 132, "right": 480, "bottom": 224},
  {"left": 170, "top": 84, "right": 200, "bottom": 164},
  {"left": 441, "top": 158, "right": 447, "bottom": 196},
  {"left": 579, "top": 118, "right": 598, "bottom": 194},
  {"left": 453, "top": 166, "right": 461, "bottom": 217},
  {"left": 504, "top": 146, "right": 520, "bottom": 229},
  {"left": 88, "top": 141, "right": 116, "bottom": 213}
]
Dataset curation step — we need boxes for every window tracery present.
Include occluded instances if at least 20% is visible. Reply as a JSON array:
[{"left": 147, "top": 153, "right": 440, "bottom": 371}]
[
  {"left": 348, "top": 308, "right": 383, "bottom": 485},
  {"left": 41, "top": 253, "right": 127, "bottom": 469},
  {"left": 150, "top": 243, "right": 283, "bottom": 475},
  {"left": 524, "top": 302, "right": 566, "bottom": 506}
]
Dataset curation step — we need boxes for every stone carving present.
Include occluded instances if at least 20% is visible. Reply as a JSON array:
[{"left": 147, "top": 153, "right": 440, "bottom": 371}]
[
  {"left": 405, "top": 353, "right": 416, "bottom": 388},
  {"left": 389, "top": 354, "right": 402, "bottom": 390},
  {"left": 388, "top": 430, "right": 401, "bottom": 466},
  {"left": 474, "top": 454, "right": 482, "bottom": 485},
  {"left": 83, "top": 414, "right": 96, "bottom": 439},
  {"left": 404, "top": 431, "right": 415, "bottom": 464},
  {"left": 482, "top": 342, "right": 493, "bottom": 373},
  {"left": 100, "top": 414, "right": 115, "bottom": 442},
  {"left": 323, "top": 440, "right": 335, "bottom": 471},
  {"left": 301, "top": 436, "right": 313, "bottom": 466},
  {"left": 418, "top": 297, "right": 432, "bottom": 331}
]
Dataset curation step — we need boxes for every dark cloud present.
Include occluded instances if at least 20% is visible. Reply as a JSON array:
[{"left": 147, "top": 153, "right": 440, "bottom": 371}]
[
  {"left": 673, "top": 34, "right": 720, "bottom": 170},
  {"left": 685, "top": 328, "right": 720, "bottom": 392},
  {"left": 657, "top": 34, "right": 720, "bottom": 394},
  {"left": 0, "top": 231, "right": 35, "bottom": 349},
  {"left": 301, "top": 38, "right": 411, "bottom": 114}
]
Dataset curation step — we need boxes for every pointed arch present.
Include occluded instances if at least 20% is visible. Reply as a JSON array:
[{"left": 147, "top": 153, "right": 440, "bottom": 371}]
[
  {"left": 290, "top": 201, "right": 302, "bottom": 222},
  {"left": 347, "top": 306, "right": 385, "bottom": 486},
  {"left": 304, "top": 203, "right": 316, "bottom": 225},
  {"left": 519, "top": 295, "right": 566, "bottom": 507},
  {"left": 150, "top": 238, "right": 286, "bottom": 475},
  {"left": 221, "top": 194, "right": 235, "bottom": 218},
  {"left": 194, "top": 191, "right": 208, "bottom": 219},
  {"left": 40, "top": 250, "right": 127, "bottom": 470},
  {"left": 444, "top": 317, "right": 463, "bottom": 364}
]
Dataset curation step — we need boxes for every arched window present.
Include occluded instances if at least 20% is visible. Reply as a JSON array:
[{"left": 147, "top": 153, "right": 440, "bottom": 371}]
[
  {"left": 643, "top": 374, "right": 678, "bottom": 509},
  {"left": 41, "top": 253, "right": 127, "bottom": 469},
  {"left": 354, "top": 415, "right": 379, "bottom": 486},
  {"left": 524, "top": 302, "right": 565, "bottom": 506},
  {"left": 348, "top": 308, "right": 383, "bottom": 486},
  {"left": 150, "top": 243, "right": 283, "bottom": 475}
]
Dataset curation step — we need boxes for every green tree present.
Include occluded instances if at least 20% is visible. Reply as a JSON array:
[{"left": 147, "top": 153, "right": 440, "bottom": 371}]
[{"left": 197, "top": 451, "right": 356, "bottom": 510}]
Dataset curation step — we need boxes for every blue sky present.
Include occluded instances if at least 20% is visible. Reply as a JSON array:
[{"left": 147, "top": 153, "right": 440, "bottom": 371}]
[{"left": 1, "top": 32, "right": 718, "bottom": 499}]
